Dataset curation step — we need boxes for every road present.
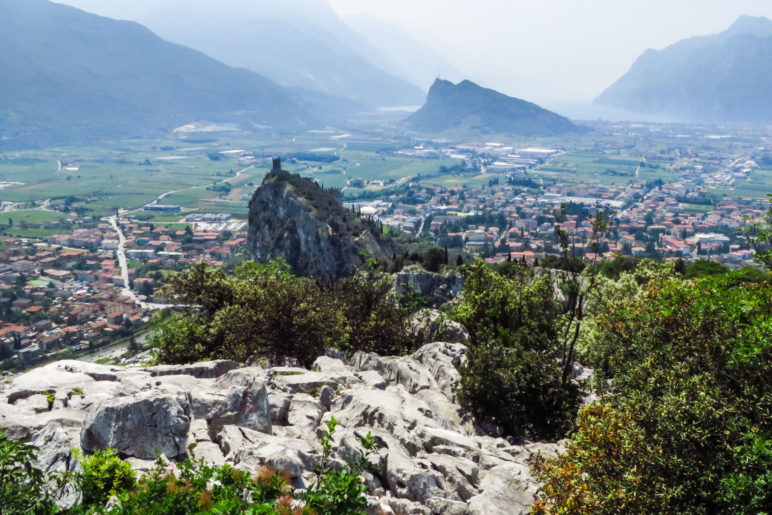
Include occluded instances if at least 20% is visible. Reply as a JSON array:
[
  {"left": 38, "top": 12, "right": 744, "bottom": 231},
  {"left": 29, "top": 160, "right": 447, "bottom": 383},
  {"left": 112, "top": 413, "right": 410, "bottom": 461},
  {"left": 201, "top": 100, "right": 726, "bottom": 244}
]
[
  {"left": 125, "top": 165, "right": 254, "bottom": 215},
  {"left": 107, "top": 216, "right": 179, "bottom": 310}
]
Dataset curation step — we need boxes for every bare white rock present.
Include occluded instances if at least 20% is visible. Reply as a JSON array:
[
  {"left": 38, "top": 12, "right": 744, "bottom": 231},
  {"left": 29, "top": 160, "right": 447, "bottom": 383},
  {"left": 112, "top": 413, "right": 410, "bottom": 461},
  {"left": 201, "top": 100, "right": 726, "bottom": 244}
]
[{"left": 2, "top": 342, "right": 566, "bottom": 514}]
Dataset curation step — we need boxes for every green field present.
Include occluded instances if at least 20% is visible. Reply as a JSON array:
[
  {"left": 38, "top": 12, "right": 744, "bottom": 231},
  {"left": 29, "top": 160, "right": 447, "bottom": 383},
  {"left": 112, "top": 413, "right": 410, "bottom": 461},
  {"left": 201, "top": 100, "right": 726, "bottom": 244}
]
[
  {"left": 680, "top": 203, "right": 713, "bottom": 215},
  {"left": 0, "top": 210, "right": 66, "bottom": 225},
  {"left": 0, "top": 137, "right": 269, "bottom": 217},
  {"left": 527, "top": 151, "right": 677, "bottom": 188},
  {"left": 708, "top": 169, "right": 772, "bottom": 200},
  {"left": 0, "top": 134, "right": 458, "bottom": 219}
]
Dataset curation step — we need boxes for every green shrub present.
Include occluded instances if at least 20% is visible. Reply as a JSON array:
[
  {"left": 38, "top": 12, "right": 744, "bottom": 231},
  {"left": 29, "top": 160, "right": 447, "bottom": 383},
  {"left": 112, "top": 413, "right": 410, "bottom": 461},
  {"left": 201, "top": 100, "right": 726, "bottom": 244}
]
[
  {"left": 0, "top": 430, "right": 56, "bottom": 514},
  {"left": 534, "top": 272, "right": 772, "bottom": 513},
  {"left": 0, "top": 423, "right": 374, "bottom": 514},
  {"left": 111, "top": 459, "right": 300, "bottom": 514},
  {"left": 451, "top": 260, "right": 578, "bottom": 439},
  {"left": 153, "top": 259, "right": 416, "bottom": 366},
  {"left": 335, "top": 263, "right": 416, "bottom": 356},
  {"left": 153, "top": 260, "right": 345, "bottom": 367},
  {"left": 305, "top": 417, "right": 375, "bottom": 515},
  {"left": 78, "top": 448, "right": 137, "bottom": 506},
  {"left": 46, "top": 391, "right": 56, "bottom": 410}
]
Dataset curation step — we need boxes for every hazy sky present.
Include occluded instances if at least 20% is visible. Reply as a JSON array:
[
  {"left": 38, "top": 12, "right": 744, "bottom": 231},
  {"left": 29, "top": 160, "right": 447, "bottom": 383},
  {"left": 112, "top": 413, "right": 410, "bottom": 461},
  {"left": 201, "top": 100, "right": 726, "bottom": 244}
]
[{"left": 57, "top": 0, "right": 772, "bottom": 103}]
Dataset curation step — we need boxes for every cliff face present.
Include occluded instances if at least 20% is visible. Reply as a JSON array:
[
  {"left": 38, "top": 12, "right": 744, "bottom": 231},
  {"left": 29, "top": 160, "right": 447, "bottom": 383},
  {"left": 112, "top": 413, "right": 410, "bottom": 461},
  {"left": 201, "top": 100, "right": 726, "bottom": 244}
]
[{"left": 247, "top": 159, "right": 388, "bottom": 279}]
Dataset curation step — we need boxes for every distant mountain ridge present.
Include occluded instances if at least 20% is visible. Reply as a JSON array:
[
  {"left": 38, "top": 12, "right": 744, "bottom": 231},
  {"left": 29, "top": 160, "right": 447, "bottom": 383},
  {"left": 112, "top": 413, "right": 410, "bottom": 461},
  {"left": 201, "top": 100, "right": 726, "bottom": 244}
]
[
  {"left": 405, "top": 79, "right": 580, "bottom": 137},
  {"left": 595, "top": 16, "right": 772, "bottom": 124},
  {"left": 0, "top": 0, "right": 313, "bottom": 147},
  {"left": 141, "top": 0, "right": 426, "bottom": 108}
]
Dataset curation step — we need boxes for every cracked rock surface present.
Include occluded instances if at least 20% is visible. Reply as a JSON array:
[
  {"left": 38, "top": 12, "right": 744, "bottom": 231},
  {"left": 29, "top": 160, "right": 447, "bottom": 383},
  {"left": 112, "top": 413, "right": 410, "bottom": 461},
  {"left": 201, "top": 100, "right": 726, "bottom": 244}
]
[{"left": 0, "top": 343, "right": 562, "bottom": 514}]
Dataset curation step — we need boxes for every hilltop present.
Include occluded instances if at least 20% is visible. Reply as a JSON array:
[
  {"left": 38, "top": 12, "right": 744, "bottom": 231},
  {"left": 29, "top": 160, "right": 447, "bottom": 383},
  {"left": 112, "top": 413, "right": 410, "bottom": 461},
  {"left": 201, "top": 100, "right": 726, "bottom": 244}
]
[
  {"left": 0, "top": 0, "right": 311, "bottom": 147},
  {"left": 404, "top": 79, "right": 581, "bottom": 137},
  {"left": 247, "top": 159, "right": 411, "bottom": 279},
  {"left": 595, "top": 16, "right": 772, "bottom": 123}
]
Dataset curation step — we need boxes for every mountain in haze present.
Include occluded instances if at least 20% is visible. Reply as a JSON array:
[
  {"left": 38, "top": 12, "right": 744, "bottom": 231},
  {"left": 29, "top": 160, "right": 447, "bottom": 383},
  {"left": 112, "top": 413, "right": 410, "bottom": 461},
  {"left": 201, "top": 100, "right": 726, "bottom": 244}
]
[
  {"left": 405, "top": 79, "right": 580, "bottom": 137},
  {"left": 141, "top": 0, "right": 426, "bottom": 108},
  {"left": 595, "top": 16, "right": 772, "bottom": 124},
  {"left": 343, "top": 14, "right": 464, "bottom": 90},
  {"left": 0, "top": 0, "right": 314, "bottom": 147}
]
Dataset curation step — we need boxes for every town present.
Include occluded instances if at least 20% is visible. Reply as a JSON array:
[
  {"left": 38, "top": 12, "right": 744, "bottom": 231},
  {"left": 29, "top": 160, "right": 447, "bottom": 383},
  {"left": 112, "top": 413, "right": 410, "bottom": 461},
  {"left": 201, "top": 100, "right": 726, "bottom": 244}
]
[{"left": 0, "top": 120, "right": 769, "bottom": 371}]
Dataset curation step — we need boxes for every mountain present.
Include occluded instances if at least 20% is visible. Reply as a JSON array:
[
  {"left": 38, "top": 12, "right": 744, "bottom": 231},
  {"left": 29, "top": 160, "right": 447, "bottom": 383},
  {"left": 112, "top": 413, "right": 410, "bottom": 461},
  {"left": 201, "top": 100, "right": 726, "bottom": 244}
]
[
  {"left": 248, "top": 159, "right": 405, "bottom": 279},
  {"left": 405, "top": 79, "right": 580, "bottom": 137},
  {"left": 141, "top": 0, "right": 426, "bottom": 108},
  {"left": 595, "top": 16, "right": 772, "bottom": 124},
  {"left": 343, "top": 14, "right": 464, "bottom": 90},
  {"left": 0, "top": 0, "right": 314, "bottom": 148}
]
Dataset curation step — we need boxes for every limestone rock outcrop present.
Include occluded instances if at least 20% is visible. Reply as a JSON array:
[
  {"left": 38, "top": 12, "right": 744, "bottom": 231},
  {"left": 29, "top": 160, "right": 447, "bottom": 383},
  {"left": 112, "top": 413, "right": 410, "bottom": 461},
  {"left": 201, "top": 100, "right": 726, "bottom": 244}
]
[
  {"left": 1, "top": 344, "right": 562, "bottom": 514},
  {"left": 247, "top": 159, "right": 396, "bottom": 279},
  {"left": 394, "top": 265, "right": 464, "bottom": 306}
]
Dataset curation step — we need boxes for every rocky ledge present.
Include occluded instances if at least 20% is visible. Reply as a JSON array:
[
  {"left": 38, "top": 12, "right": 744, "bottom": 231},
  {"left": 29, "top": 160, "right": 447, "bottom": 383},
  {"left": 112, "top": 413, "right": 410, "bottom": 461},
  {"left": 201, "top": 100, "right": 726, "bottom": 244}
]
[{"left": 0, "top": 343, "right": 561, "bottom": 514}]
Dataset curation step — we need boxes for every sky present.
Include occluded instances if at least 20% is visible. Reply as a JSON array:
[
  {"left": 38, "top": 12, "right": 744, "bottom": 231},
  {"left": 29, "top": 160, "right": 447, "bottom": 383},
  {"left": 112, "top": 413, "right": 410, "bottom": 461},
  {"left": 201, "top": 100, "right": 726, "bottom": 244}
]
[{"left": 56, "top": 0, "right": 772, "bottom": 104}]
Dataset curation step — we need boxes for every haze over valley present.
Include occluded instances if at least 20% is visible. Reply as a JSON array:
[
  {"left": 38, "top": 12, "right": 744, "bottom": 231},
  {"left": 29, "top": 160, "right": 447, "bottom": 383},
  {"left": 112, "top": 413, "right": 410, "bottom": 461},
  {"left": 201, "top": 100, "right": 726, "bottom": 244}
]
[{"left": 0, "top": 2, "right": 770, "bottom": 514}]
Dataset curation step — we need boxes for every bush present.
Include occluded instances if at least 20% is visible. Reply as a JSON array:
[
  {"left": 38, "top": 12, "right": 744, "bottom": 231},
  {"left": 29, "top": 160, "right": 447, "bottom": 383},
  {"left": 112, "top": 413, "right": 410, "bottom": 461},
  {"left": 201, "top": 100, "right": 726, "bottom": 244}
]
[
  {"left": 0, "top": 430, "right": 56, "bottom": 514},
  {"left": 534, "top": 271, "right": 772, "bottom": 513},
  {"left": 78, "top": 448, "right": 137, "bottom": 506},
  {"left": 335, "top": 263, "right": 416, "bottom": 356},
  {"left": 153, "top": 259, "right": 417, "bottom": 367},
  {"left": 0, "top": 421, "right": 374, "bottom": 514},
  {"left": 451, "top": 260, "right": 578, "bottom": 439},
  {"left": 154, "top": 260, "right": 345, "bottom": 367},
  {"left": 111, "top": 459, "right": 298, "bottom": 514},
  {"left": 305, "top": 417, "right": 375, "bottom": 514}
]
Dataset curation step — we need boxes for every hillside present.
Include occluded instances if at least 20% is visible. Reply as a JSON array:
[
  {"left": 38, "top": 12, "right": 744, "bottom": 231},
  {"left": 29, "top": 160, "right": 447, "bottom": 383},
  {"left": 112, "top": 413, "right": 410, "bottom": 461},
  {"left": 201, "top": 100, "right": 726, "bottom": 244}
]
[
  {"left": 595, "top": 16, "right": 772, "bottom": 124},
  {"left": 404, "top": 79, "right": 580, "bottom": 137},
  {"left": 248, "top": 159, "right": 408, "bottom": 279},
  {"left": 142, "top": 0, "right": 426, "bottom": 108},
  {"left": 0, "top": 0, "right": 311, "bottom": 147}
]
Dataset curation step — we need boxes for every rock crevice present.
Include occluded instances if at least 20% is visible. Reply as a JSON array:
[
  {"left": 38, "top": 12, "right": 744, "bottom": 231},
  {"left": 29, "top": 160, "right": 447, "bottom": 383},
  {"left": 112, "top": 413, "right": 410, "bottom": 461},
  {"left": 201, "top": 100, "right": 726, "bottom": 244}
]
[{"left": 1, "top": 344, "right": 561, "bottom": 514}]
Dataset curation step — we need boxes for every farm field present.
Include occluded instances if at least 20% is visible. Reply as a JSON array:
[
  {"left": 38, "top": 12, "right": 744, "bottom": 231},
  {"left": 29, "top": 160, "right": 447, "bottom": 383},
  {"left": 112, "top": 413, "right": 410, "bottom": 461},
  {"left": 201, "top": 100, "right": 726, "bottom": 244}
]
[
  {"left": 708, "top": 168, "right": 772, "bottom": 200},
  {"left": 0, "top": 134, "right": 456, "bottom": 219}
]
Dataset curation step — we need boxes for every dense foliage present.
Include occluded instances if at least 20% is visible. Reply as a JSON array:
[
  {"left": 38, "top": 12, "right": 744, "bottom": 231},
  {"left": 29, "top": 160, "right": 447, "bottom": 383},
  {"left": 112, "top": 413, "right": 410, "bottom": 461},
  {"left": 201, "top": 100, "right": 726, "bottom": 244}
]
[
  {"left": 152, "top": 259, "right": 418, "bottom": 367},
  {"left": 0, "top": 418, "right": 374, "bottom": 514},
  {"left": 534, "top": 270, "right": 772, "bottom": 513},
  {"left": 0, "top": 431, "right": 56, "bottom": 513},
  {"left": 451, "top": 260, "right": 579, "bottom": 439}
]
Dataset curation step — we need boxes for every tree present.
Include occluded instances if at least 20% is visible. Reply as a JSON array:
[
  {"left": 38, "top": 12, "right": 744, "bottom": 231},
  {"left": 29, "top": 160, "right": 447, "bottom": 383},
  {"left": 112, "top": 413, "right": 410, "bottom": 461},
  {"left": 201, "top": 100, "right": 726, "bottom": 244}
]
[
  {"left": 553, "top": 206, "right": 613, "bottom": 389},
  {"left": 745, "top": 193, "right": 772, "bottom": 269},
  {"left": 451, "top": 260, "right": 578, "bottom": 438},
  {"left": 0, "top": 431, "right": 56, "bottom": 513},
  {"left": 534, "top": 271, "right": 772, "bottom": 513},
  {"left": 0, "top": 341, "right": 13, "bottom": 360},
  {"left": 154, "top": 260, "right": 343, "bottom": 367},
  {"left": 422, "top": 247, "right": 446, "bottom": 273},
  {"left": 153, "top": 259, "right": 417, "bottom": 367},
  {"left": 335, "top": 261, "right": 416, "bottom": 356}
]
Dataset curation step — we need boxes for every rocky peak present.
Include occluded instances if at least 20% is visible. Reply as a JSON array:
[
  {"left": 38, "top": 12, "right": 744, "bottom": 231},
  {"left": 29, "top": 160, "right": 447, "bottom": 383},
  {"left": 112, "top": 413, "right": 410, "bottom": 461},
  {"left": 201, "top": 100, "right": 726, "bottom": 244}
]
[{"left": 247, "top": 158, "right": 391, "bottom": 279}]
